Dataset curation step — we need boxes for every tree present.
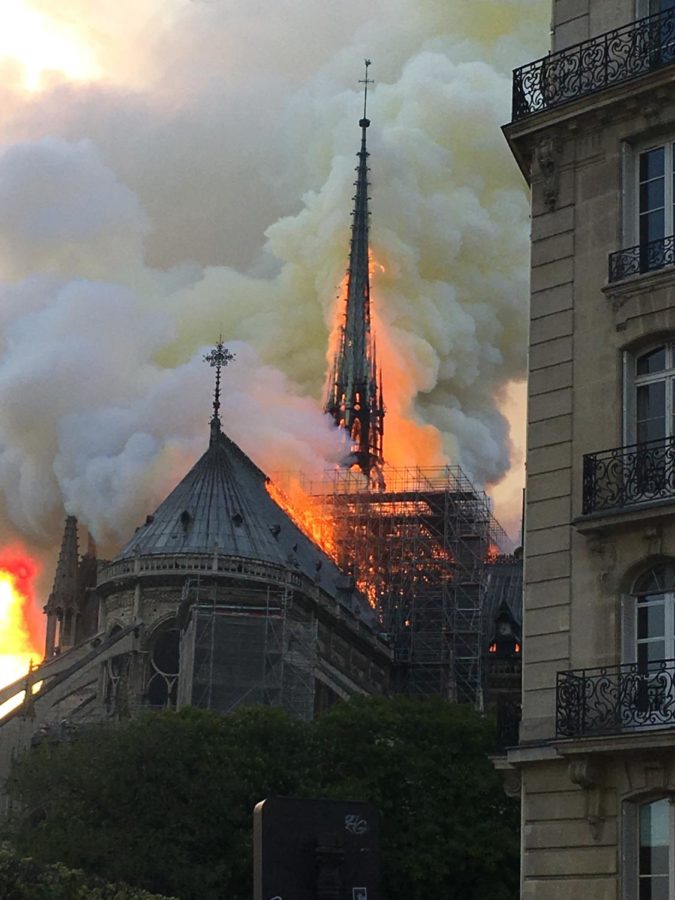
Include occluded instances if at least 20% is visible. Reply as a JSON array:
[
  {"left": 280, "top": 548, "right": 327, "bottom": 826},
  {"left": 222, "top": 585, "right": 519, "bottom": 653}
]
[
  {"left": 6, "top": 699, "right": 518, "bottom": 900},
  {"left": 7, "top": 706, "right": 311, "bottom": 900},
  {"left": 0, "top": 842, "right": 174, "bottom": 899},
  {"left": 312, "top": 696, "right": 519, "bottom": 900}
]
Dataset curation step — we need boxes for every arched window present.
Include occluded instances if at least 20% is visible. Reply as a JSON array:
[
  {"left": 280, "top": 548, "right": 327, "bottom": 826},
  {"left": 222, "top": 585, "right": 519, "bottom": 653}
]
[
  {"left": 630, "top": 344, "right": 675, "bottom": 447},
  {"left": 146, "top": 620, "right": 180, "bottom": 709},
  {"left": 624, "top": 796, "right": 674, "bottom": 900},
  {"left": 103, "top": 625, "right": 129, "bottom": 714},
  {"left": 640, "top": 799, "right": 671, "bottom": 898},
  {"left": 628, "top": 563, "right": 675, "bottom": 669},
  {"left": 618, "top": 564, "right": 675, "bottom": 730}
]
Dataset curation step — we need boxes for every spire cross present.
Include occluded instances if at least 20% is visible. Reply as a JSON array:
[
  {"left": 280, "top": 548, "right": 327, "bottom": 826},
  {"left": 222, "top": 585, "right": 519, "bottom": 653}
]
[
  {"left": 359, "top": 58, "right": 373, "bottom": 122},
  {"left": 204, "top": 337, "right": 235, "bottom": 421}
]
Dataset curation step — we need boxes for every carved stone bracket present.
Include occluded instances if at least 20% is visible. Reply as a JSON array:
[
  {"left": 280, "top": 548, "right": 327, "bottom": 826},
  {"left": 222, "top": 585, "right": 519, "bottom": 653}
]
[
  {"left": 492, "top": 759, "right": 521, "bottom": 799},
  {"left": 534, "top": 136, "right": 562, "bottom": 212},
  {"left": 643, "top": 524, "right": 663, "bottom": 558},
  {"left": 569, "top": 757, "right": 605, "bottom": 841},
  {"left": 588, "top": 536, "right": 617, "bottom": 591}
]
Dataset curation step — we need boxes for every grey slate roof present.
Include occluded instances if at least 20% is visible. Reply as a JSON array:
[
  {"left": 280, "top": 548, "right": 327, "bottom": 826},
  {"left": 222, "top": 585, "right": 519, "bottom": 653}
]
[{"left": 116, "top": 422, "right": 378, "bottom": 625}]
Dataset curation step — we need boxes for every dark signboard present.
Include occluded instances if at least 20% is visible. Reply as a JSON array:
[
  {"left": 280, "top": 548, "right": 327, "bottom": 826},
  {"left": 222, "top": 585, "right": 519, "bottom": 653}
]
[{"left": 253, "top": 797, "right": 380, "bottom": 900}]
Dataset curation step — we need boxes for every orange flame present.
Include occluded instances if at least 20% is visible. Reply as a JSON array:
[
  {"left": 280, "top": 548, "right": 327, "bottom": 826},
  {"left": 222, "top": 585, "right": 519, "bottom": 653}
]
[
  {"left": 0, "top": 546, "right": 42, "bottom": 715},
  {"left": 266, "top": 477, "right": 338, "bottom": 562},
  {"left": 485, "top": 543, "right": 500, "bottom": 564},
  {"left": 324, "top": 256, "right": 447, "bottom": 472},
  {"left": 369, "top": 256, "right": 447, "bottom": 469}
]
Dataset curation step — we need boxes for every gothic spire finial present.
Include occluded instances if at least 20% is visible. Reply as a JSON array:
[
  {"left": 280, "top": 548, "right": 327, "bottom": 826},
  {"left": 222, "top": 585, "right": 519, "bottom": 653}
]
[{"left": 204, "top": 337, "right": 235, "bottom": 443}]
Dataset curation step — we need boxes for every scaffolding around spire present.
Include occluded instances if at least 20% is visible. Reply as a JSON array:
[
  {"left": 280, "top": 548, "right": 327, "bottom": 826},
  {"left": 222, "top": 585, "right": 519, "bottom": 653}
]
[{"left": 325, "top": 60, "right": 385, "bottom": 486}]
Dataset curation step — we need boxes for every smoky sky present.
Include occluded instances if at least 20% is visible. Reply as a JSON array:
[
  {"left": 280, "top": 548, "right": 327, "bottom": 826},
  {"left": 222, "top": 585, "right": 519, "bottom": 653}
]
[{"left": 0, "top": 0, "right": 548, "bottom": 554}]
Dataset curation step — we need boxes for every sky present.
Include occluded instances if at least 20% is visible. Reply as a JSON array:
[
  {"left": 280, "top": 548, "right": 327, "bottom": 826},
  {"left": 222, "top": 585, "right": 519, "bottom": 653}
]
[{"left": 0, "top": 0, "right": 549, "bottom": 591}]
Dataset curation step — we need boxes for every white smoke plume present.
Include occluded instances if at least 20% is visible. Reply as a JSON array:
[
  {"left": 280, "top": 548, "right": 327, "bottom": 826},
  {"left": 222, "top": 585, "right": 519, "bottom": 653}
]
[{"left": 0, "top": 0, "right": 548, "bottom": 564}]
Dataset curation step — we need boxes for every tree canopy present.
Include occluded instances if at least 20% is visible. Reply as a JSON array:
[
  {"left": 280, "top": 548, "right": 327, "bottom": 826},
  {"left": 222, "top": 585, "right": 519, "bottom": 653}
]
[
  {"left": 6, "top": 697, "right": 518, "bottom": 900},
  {"left": 0, "top": 842, "right": 174, "bottom": 899}
]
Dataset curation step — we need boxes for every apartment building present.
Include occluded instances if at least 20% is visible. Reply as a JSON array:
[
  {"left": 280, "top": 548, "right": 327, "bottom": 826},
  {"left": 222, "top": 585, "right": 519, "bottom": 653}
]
[{"left": 502, "top": 1, "right": 675, "bottom": 897}]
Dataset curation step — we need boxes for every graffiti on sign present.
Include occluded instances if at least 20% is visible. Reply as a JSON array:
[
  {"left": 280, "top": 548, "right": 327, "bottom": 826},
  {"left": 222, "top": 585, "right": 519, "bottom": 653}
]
[{"left": 345, "top": 814, "right": 368, "bottom": 835}]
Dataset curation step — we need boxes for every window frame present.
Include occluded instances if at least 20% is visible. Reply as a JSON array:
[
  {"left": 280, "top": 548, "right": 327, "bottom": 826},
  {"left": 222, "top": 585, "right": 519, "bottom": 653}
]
[
  {"left": 623, "top": 795, "right": 675, "bottom": 900},
  {"left": 624, "top": 563, "right": 675, "bottom": 667},
  {"left": 623, "top": 140, "right": 675, "bottom": 248},
  {"left": 623, "top": 342, "right": 675, "bottom": 446}
]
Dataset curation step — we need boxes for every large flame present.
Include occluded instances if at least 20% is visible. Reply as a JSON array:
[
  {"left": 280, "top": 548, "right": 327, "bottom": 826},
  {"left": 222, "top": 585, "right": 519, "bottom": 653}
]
[
  {"left": 266, "top": 477, "right": 338, "bottom": 561},
  {"left": 0, "top": 547, "right": 42, "bottom": 716}
]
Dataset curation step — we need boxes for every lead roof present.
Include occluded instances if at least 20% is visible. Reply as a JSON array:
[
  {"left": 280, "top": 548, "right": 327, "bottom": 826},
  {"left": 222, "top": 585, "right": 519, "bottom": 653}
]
[{"left": 115, "top": 422, "right": 377, "bottom": 626}]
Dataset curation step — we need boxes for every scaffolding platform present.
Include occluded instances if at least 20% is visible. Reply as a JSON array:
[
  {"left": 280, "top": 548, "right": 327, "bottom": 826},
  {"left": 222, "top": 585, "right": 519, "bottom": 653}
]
[{"left": 273, "top": 466, "right": 508, "bottom": 707}]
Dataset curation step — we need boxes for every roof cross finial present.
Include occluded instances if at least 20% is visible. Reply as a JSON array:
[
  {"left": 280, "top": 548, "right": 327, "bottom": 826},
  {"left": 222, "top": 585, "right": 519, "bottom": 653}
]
[
  {"left": 204, "top": 336, "right": 235, "bottom": 427},
  {"left": 359, "top": 58, "right": 373, "bottom": 126}
]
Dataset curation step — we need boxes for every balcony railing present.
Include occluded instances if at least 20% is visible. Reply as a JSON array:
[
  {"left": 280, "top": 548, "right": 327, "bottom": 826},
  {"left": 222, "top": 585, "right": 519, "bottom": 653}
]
[
  {"left": 512, "top": 8, "right": 675, "bottom": 121},
  {"left": 582, "top": 436, "right": 675, "bottom": 515},
  {"left": 609, "top": 234, "right": 675, "bottom": 281},
  {"left": 557, "top": 659, "right": 675, "bottom": 738}
]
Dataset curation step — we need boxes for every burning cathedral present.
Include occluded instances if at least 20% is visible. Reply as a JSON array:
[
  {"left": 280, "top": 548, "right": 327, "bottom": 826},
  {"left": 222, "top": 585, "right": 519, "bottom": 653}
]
[{"left": 0, "top": 65, "right": 521, "bottom": 801}]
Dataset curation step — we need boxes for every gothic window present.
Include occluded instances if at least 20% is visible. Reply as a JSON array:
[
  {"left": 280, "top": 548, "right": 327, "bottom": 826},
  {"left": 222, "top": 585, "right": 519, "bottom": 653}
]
[
  {"left": 146, "top": 621, "right": 180, "bottom": 709},
  {"left": 105, "top": 651, "right": 131, "bottom": 712},
  {"left": 104, "top": 625, "right": 124, "bottom": 711}
]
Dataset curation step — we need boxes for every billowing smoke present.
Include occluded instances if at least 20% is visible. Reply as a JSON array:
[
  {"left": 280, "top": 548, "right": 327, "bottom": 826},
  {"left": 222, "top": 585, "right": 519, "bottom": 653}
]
[{"left": 0, "top": 0, "right": 548, "bottom": 561}]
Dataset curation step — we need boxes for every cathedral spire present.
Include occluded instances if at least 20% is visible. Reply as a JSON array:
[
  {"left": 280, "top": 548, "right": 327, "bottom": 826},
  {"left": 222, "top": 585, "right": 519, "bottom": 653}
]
[
  {"left": 325, "top": 59, "right": 385, "bottom": 485},
  {"left": 44, "top": 515, "right": 79, "bottom": 657}
]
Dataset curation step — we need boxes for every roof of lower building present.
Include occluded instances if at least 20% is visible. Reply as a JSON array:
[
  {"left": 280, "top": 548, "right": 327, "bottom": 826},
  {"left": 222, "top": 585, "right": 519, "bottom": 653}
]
[{"left": 115, "top": 417, "right": 377, "bottom": 625}]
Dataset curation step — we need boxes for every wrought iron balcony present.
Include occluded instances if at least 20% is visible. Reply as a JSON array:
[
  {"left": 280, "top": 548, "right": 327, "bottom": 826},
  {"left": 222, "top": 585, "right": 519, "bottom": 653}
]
[
  {"left": 582, "top": 436, "right": 675, "bottom": 515},
  {"left": 512, "top": 8, "right": 675, "bottom": 121},
  {"left": 557, "top": 659, "right": 675, "bottom": 738},
  {"left": 609, "top": 234, "right": 675, "bottom": 281}
]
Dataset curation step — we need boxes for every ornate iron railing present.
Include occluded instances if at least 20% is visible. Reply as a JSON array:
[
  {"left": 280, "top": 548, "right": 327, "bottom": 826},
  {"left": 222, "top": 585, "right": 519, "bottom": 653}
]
[
  {"left": 582, "top": 436, "right": 675, "bottom": 515},
  {"left": 609, "top": 234, "right": 675, "bottom": 281},
  {"left": 557, "top": 659, "right": 675, "bottom": 737},
  {"left": 512, "top": 8, "right": 675, "bottom": 121}
]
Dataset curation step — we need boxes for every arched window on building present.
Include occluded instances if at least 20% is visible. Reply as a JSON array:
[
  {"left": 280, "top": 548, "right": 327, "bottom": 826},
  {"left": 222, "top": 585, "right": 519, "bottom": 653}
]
[
  {"left": 146, "top": 620, "right": 180, "bottom": 709},
  {"left": 619, "top": 563, "right": 675, "bottom": 729},
  {"left": 626, "top": 344, "right": 675, "bottom": 447},
  {"left": 625, "top": 563, "right": 675, "bottom": 667},
  {"left": 624, "top": 796, "right": 674, "bottom": 900}
]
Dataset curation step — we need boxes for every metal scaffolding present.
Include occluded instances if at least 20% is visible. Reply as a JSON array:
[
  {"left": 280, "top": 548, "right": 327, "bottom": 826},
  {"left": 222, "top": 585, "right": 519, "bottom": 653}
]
[
  {"left": 294, "top": 466, "right": 508, "bottom": 706},
  {"left": 179, "top": 578, "right": 317, "bottom": 721}
]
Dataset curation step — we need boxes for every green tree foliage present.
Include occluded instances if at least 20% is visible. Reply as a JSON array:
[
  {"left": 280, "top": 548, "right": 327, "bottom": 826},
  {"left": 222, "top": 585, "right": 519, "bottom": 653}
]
[
  {"left": 0, "top": 842, "right": 174, "bottom": 899},
  {"left": 312, "top": 696, "right": 519, "bottom": 900},
  {"left": 6, "top": 699, "right": 518, "bottom": 900}
]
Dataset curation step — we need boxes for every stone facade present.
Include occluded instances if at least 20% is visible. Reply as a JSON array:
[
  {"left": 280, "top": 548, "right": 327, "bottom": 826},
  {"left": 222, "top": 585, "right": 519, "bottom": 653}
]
[{"left": 504, "top": 1, "right": 675, "bottom": 897}]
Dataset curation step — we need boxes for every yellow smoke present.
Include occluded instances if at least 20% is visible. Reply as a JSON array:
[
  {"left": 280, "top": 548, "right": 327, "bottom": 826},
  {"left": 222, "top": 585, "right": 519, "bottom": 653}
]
[{"left": 0, "top": 0, "right": 548, "bottom": 553}]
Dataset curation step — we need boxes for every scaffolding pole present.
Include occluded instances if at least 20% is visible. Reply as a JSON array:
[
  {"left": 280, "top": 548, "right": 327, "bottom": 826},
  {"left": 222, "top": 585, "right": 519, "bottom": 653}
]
[
  {"left": 181, "top": 576, "right": 317, "bottom": 721},
  {"left": 294, "top": 465, "right": 507, "bottom": 708}
]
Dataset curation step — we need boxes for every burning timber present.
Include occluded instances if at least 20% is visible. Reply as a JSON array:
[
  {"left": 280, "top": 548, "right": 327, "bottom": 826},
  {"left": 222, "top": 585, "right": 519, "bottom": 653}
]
[{"left": 274, "top": 465, "right": 510, "bottom": 706}]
